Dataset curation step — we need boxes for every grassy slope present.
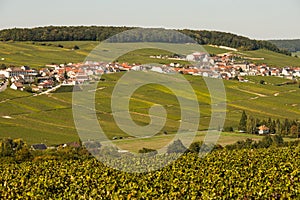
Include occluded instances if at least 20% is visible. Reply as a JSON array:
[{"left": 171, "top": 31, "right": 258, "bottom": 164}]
[
  {"left": 0, "top": 41, "right": 99, "bottom": 68},
  {"left": 1, "top": 41, "right": 299, "bottom": 68},
  {"left": 0, "top": 73, "right": 299, "bottom": 147},
  {"left": 292, "top": 51, "right": 300, "bottom": 58},
  {"left": 238, "top": 49, "right": 300, "bottom": 67}
]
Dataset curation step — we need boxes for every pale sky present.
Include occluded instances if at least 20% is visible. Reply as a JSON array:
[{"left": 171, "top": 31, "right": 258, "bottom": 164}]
[{"left": 0, "top": 0, "right": 299, "bottom": 40}]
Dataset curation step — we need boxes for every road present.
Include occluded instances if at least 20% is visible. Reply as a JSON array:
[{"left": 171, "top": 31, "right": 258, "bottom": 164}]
[{"left": 34, "top": 84, "right": 62, "bottom": 96}]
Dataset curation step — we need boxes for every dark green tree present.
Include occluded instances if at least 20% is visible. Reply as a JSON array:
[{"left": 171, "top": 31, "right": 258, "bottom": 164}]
[
  {"left": 167, "top": 139, "right": 187, "bottom": 154},
  {"left": 238, "top": 110, "right": 247, "bottom": 131},
  {"left": 73, "top": 45, "right": 80, "bottom": 50},
  {"left": 64, "top": 71, "right": 68, "bottom": 80}
]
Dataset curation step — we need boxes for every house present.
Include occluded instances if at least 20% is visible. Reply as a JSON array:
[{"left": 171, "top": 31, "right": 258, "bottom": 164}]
[
  {"left": 0, "top": 71, "right": 9, "bottom": 78},
  {"left": 0, "top": 74, "right": 6, "bottom": 81},
  {"left": 10, "top": 82, "right": 24, "bottom": 91},
  {"left": 31, "top": 143, "right": 47, "bottom": 150},
  {"left": 38, "top": 80, "right": 54, "bottom": 89},
  {"left": 62, "top": 141, "right": 81, "bottom": 148},
  {"left": 258, "top": 125, "right": 270, "bottom": 135}
]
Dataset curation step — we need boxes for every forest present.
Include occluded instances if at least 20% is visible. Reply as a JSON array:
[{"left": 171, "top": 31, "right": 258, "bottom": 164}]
[
  {"left": 269, "top": 39, "right": 300, "bottom": 52},
  {"left": 0, "top": 26, "right": 291, "bottom": 55}
]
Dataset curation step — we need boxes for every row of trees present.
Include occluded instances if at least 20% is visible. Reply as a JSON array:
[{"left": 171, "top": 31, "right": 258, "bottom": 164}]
[
  {"left": 0, "top": 26, "right": 291, "bottom": 55},
  {"left": 0, "top": 26, "right": 130, "bottom": 42},
  {"left": 238, "top": 111, "right": 300, "bottom": 137},
  {"left": 181, "top": 29, "right": 291, "bottom": 55},
  {"left": 226, "top": 135, "right": 300, "bottom": 150}
]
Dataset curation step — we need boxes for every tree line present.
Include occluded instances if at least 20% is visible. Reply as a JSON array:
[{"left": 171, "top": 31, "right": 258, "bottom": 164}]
[
  {"left": 238, "top": 111, "right": 300, "bottom": 137},
  {"left": 0, "top": 26, "right": 291, "bottom": 55},
  {"left": 269, "top": 39, "right": 300, "bottom": 52}
]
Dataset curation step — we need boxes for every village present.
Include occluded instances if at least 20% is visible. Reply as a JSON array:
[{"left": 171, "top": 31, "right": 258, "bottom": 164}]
[{"left": 0, "top": 52, "right": 299, "bottom": 92}]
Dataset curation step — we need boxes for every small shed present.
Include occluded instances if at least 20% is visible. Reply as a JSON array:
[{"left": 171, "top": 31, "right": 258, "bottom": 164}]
[{"left": 31, "top": 143, "right": 47, "bottom": 150}]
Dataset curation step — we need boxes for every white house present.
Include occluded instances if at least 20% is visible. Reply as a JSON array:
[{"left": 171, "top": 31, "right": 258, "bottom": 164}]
[
  {"left": 0, "top": 70, "right": 9, "bottom": 78},
  {"left": 10, "top": 82, "right": 24, "bottom": 91}
]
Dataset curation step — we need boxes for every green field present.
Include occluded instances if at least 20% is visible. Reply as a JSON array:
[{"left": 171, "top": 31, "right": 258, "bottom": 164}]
[
  {"left": 0, "top": 41, "right": 299, "bottom": 68},
  {"left": 237, "top": 49, "right": 300, "bottom": 67},
  {"left": 0, "top": 73, "right": 299, "bottom": 147},
  {"left": 0, "top": 41, "right": 99, "bottom": 68}
]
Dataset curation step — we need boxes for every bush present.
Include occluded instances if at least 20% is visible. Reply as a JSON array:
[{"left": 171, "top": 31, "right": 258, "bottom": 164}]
[
  {"left": 138, "top": 148, "right": 158, "bottom": 154},
  {"left": 223, "top": 126, "right": 234, "bottom": 132},
  {"left": 167, "top": 139, "right": 187, "bottom": 154}
]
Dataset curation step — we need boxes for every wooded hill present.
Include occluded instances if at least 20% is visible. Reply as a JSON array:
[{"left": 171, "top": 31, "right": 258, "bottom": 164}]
[
  {"left": 269, "top": 39, "right": 300, "bottom": 52},
  {"left": 0, "top": 26, "right": 291, "bottom": 55}
]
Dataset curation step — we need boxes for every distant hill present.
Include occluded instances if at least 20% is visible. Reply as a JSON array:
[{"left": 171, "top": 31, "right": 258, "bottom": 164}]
[
  {"left": 0, "top": 26, "right": 290, "bottom": 55},
  {"left": 269, "top": 39, "right": 300, "bottom": 52}
]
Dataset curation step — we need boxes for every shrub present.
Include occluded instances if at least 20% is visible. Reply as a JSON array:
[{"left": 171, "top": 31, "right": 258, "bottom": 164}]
[
  {"left": 167, "top": 139, "right": 187, "bottom": 154},
  {"left": 138, "top": 148, "right": 158, "bottom": 155},
  {"left": 223, "top": 126, "right": 234, "bottom": 132}
]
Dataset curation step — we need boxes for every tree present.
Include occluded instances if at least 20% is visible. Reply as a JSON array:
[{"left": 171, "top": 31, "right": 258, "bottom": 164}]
[
  {"left": 0, "top": 138, "right": 27, "bottom": 157},
  {"left": 238, "top": 110, "right": 247, "bottom": 131},
  {"left": 64, "top": 71, "right": 69, "bottom": 80},
  {"left": 0, "top": 138, "right": 14, "bottom": 156},
  {"left": 167, "top": 139, "right": 187, "bottom": 154},
  {"left": 0, "top": 63, "right": 6, "bottom": 69},
  {"left": 223, "top": 126, "right": 234, "bottom": 132},
  {"left": 246, "top": 115, "right": 257, "bottom": 134},
  {"left": 272, "top": 135, "right": 284, "bottom": 146},
  {"left": 138, "top": 148, "right": 157, "bottom": 155},
  {"left": 276, "top": 119, "right": 281, "bottom": 134},
  {"left": 270, "top": 120, "right": 276, "bottom": 134},
  {"left": 15, "top": 146, "right": 33, "bottom": 162},
  {"left": 73, "top": 45, "right": 80, "bottom": 50},
  {"left": 258, "top": 136, "right": 273, "bottom": 148},
  {"left": 290, "top": 125, "right": 299, "bottom": 137},
  {"left": 282, "top": 118, "right": 290, "bottom": 135}
]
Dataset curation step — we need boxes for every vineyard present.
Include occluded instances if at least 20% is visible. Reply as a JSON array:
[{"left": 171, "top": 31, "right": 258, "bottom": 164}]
[{"left": 0, "top": 146, "right": 299, "bottom": 199}]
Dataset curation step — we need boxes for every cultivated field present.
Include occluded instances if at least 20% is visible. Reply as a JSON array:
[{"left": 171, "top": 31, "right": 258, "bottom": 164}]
[
  {"left": 0, "top": 73, "right": 299, "bottom": 148},
  {"left": 0, "top": 41, "right": 299, "bottom": 68}
]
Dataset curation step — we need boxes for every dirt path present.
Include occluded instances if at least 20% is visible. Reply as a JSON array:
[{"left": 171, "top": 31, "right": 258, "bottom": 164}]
[
  {"left": 235, "top": 88, "right": 267, "bottom": 97},
  {"left": 34, "top": 84, "right": 62, "bottom": 96}
]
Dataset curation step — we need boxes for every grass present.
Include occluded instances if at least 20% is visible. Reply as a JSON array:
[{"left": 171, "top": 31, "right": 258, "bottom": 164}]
[
  {"left": 0, "top": 41, "right": 225, "bottom": 68},
  {"left": 0, "top": 73, "right": 299, "bottom": 147},
  {"left": 237, "top": 49, "right": 300, "bottom": 67},
  {"left": 292, "top": 51, "right": 300, "bottom": 58},
  {"left": 0, "top": 41, "right": 99, "bottom": 68},
  {"left": 2, "top": 41, "right": 299, "bottom": 69},
  {"left": 111, "top": 131, "right": 269, "bottom": 152},
  {"left": 0, "top": 41, "right": 300, "bottom": 147}
]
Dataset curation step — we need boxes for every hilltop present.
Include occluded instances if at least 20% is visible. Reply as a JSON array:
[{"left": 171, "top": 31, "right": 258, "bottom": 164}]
[{"left": 0, "top": 26, "right": 290, "bottom": 55}]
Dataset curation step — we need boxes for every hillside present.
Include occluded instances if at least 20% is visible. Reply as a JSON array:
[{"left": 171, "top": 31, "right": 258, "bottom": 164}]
[
  {"left": 0, "top": 41, "right": 299, "bottom": 68},
  {"left": 0, "top": 73, "right": 299, "bottom": 146},
  {"left": 0, "top": 26, "right": 290, "bottom": 55},
  {"left": 269, "top": 39, "right": 300, "bottom": 52},
  {"left": 236, "top": 49, "right": 300, "bottom": 67}
]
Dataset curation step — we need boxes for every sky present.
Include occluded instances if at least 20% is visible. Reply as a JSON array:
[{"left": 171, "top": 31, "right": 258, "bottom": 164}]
[{"left": 0, "top": 0, "right": 299, "bottom": 40}]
